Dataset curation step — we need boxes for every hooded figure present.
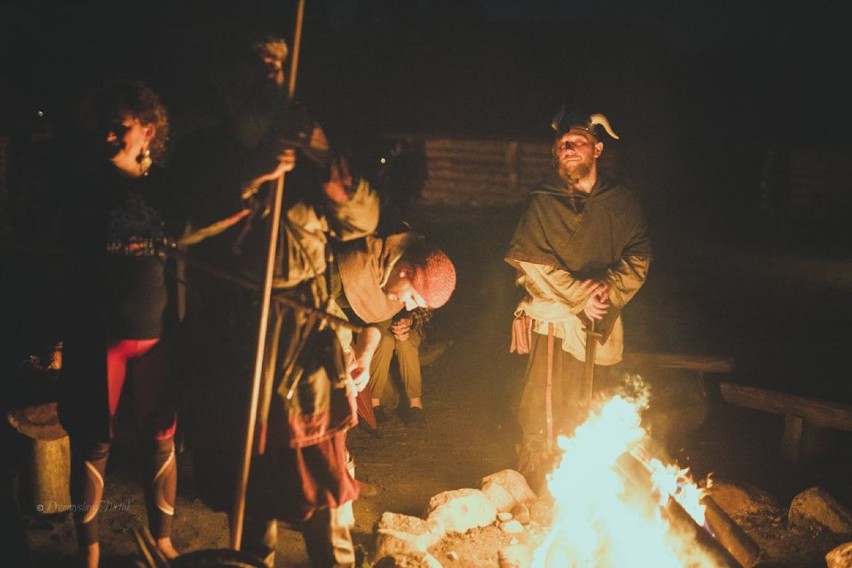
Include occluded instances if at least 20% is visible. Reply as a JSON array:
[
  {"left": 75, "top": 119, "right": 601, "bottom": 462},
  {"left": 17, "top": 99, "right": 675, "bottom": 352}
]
[{"left": 504, "top": 108, "right": 652, "bottom": 491}]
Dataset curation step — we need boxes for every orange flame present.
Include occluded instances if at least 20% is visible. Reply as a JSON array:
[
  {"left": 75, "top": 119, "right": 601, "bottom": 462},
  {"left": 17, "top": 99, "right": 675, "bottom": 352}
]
[{"left": 532, "top": 387, "right": 721, "bottom": 567}]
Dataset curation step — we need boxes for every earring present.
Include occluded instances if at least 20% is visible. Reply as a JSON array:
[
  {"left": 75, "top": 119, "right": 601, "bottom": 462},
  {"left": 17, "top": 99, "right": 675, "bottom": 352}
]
[{"left": 137, "top": 147, "right": 152, "bottom": 175}]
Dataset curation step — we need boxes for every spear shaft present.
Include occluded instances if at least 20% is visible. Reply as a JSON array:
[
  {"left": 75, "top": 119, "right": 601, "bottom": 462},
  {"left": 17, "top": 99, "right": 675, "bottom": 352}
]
[{"left": 230, "top": 0, "right": 308, "bottom": 550}]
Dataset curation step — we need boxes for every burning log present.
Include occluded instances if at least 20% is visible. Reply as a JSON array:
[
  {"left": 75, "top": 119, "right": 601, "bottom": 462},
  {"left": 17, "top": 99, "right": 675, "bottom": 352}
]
[
  {"left": 614, "top": 451, "right": 741, "bottom": 568},
  {"left": 633, "top": 443, "right": 762, "bottom": 568},
  {"left": 703, "top": 492, "right": 762, "bottom": 567},
  {"left": 616, "top": 447, "right": 761, "bottom": 568}
]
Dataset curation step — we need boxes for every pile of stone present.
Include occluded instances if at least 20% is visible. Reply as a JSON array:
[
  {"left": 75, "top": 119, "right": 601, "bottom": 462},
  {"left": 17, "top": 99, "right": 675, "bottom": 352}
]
[
  {"left": 371, "top": 468, "right": 852, "bottom": 568},
  {"left": 372, "top": 469, "right": 548, "bottom": 567}
]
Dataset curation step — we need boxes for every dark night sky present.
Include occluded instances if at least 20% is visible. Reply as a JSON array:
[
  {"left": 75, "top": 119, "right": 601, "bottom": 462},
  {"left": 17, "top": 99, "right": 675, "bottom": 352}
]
[
  {"left": 1, "top": 0, "right": 850, "bottom": 232},
  {"left": 2, "top": 0, "right": 849, "bottom": 134}
]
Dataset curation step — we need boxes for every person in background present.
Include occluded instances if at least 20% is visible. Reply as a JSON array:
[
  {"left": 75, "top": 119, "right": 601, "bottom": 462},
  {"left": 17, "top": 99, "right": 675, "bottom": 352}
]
[
  {"left": 366, "top": 306, "right": 432, "bottom": 427},
  {"left": 504, "top": 108, "right": 652, "bottom": 491},
  {"left": 57, "top": 77, "right": 183, "bottom": 567}
]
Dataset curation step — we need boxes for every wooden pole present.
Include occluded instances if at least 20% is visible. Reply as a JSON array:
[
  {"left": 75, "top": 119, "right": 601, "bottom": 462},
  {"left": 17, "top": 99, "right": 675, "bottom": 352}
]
[
  {"left": 288, "top": 0, "right": 306, "bottom": 99},
  {"left": 230, "top": 0, "right": 308, "bottom": 550},
  {"left": 230, "top": 168, "right": 286, "bottom": 551}
]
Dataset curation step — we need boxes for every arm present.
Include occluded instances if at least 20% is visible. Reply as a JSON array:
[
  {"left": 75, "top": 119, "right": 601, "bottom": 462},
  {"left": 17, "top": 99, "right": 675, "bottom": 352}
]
[
  {"left": 604, "top": 255, "right": 651, "bottom": 309},
  {"left": 604, "top": 207, "right": 652, "bottom": 309},
  {"left": 323, "top": 155, "right": 379, "bottom": 241},
  {"left": 516, "top": 261, "right": 609, "bottom": 321},
  {"left": 349, "top": 325, "right": 381, "bottom": 392}
]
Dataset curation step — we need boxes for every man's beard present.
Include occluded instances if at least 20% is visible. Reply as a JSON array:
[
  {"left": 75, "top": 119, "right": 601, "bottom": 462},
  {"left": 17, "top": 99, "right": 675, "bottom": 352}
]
[{"left": 558, "top": 159, "right": 592, "bottom": 189}]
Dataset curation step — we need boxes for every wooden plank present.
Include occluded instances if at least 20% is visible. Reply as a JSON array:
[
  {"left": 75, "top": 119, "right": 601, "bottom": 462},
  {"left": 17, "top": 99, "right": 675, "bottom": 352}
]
[
  {"left": 621, "top": 351, "right": 735, "bottom": 374},
  {"left": 425, "top": 139, "right": 512, "bottom": 154},
  {"left": 426, "top": 172, "right": 515, "bottom": 186},
  {"left": 419, "top": 137, "right": 556, "bottom": 205},
  {"left": 719, "top": 382, "right": 852, "bottom": 431},
  {"left": 422, "top": 180, "right": 519, "bottom": 196}
]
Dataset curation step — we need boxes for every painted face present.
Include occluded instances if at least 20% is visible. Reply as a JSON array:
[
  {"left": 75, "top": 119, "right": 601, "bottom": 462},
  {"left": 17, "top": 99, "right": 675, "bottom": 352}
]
[
  {"left": 103, "top": 115, "right": 153, "bottom": 177},
  {"left": 384, "top": 268, "right": 428, "bottom": 311},
  {"left": 554, "top": 129, "right": 601, "bottom": 185}
]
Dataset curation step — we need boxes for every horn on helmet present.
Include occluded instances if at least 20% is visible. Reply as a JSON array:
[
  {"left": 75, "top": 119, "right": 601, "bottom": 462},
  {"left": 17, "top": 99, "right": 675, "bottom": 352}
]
[{"left": 589, "top": 113, "right": 620, "bottom": 140}]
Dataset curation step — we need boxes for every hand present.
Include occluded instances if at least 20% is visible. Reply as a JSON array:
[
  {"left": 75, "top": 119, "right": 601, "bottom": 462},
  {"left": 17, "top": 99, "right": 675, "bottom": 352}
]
[
  {"left": 348, "top": 326, "right": 380, "bottom": 393},
  {"left": 349, "top": 362, "right": 370, "bottom": 393},
  {"left": 390, "top": 317, "right": 412, "bottom": 341},
  {"left": 579, "top": 279, "right": 609, "bottom": 321},
  {"left": 273, "top": 146, "right": 298, "bottom": 174},
  {"left": 323, "top": 155, "right": 354, "bottom": 203},
  {"left": 241, "top": 148, "right": 297, "bottom": 199}
]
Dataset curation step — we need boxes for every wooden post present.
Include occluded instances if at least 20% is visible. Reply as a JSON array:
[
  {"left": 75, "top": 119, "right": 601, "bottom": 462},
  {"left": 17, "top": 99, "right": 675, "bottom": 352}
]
[{"left": 719, "top": 382, "right": 852, "bottom": 464}]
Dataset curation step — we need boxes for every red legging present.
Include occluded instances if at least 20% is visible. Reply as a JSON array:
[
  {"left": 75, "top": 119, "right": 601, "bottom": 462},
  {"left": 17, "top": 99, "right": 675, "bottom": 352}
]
[
  {"left": 107, "top": 338, "right": 177, "bottom": 439},
  {"left": 71, "top": 337, "right": 178, "bottom": 547}
]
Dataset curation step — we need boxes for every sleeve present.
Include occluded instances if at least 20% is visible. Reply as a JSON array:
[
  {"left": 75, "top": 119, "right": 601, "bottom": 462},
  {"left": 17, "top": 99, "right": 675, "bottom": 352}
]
[
  {"left": 406, "top": 308, "right": 432, "bottom": 330},
  {"left": 605, "top": 200, "right": 652, "bottom": 308},
  {"left": 515, "top": 261, "right": 591, "bottom": 321},
  {"left": 324, "top": 177, "right": 380, "bottom": 242},
  {"left": 605, "top": 256, "right": 651, "bottom": 309},
  {"left": 505, "top": 194, "right": 559, "bottom": 267}
]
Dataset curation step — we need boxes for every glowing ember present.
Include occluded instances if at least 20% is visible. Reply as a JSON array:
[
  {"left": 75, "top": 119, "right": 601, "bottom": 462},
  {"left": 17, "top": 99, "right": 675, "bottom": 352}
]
[{"left": 532, "top": 388, "right": 723, "bottom": 568}]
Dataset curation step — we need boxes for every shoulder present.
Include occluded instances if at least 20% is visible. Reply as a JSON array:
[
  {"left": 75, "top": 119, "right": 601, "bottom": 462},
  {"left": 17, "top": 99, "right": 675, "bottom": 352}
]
[
  {"left": 526, "top": 173, "right": 565, "bottom": 199},
  {"left": 595, "top": 174, "right": 644, "bottom": 211},
  {"left": 518, "top": 176, "right": 566, "bottom": 217}
]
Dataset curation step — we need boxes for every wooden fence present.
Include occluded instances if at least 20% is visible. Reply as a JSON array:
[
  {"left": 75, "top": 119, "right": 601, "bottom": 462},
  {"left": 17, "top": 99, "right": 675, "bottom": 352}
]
[
  {"left": 416, "top": 138, "right": 852, "bottom": 214},
  {"left": 787, "top": 149, "right": 852, "bottom": 216},
  {"left": 419, "top": 137, "right": 553, "bottom": 206}
]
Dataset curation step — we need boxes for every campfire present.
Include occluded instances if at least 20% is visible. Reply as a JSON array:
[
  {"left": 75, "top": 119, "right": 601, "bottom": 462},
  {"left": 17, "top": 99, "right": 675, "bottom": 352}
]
[
  {"left": 529, "top": 386, "right": 746, "bottom": 567},
  {"left": 373, "top": 379, "right": 765, "bottom": 568}
]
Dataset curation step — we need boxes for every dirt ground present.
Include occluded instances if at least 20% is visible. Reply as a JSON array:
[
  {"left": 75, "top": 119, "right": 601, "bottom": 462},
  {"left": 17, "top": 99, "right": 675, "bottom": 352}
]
[{"left": 13, "top": 204, "right": 852, "bottom": 567}]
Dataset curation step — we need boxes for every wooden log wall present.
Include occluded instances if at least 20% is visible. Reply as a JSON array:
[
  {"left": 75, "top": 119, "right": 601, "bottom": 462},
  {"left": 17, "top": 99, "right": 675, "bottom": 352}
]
[
  {"left": 419, "top": 137, "right": 553, "bottom": 206},
  {"left": 787, "top": 149, "right": 852, "bottom": 216}
]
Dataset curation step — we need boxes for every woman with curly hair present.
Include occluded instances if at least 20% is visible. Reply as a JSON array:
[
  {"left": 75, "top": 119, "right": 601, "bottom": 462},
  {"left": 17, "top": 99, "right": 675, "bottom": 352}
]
[{"left": 57, "top": 76, "right": 183, "bottom": 567}]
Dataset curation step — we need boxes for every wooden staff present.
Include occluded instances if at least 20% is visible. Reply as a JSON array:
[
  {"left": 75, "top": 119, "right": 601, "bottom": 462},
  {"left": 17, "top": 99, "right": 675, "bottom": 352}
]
[
  {"left": 288, "top": 0, "right": 306, "bottom": 99},
  {"left": 230, "top": 0, "right": 308, "bottom": 550}
]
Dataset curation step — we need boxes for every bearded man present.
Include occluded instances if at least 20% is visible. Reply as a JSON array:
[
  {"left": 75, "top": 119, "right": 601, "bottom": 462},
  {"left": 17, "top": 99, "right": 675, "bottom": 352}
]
[{"left": 504, "top": 108, "right": 653, "bottom": 490}]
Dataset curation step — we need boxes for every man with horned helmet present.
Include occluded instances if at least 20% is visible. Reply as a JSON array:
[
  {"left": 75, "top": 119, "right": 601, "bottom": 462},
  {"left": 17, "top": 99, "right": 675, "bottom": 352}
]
[{"left": 504, "top": 108, "right": 652, "bottom": 491}]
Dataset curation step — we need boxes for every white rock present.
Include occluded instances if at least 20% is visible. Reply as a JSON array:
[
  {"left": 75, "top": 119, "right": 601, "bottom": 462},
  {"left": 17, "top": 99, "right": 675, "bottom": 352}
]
[
  {"left": 480, "top": 470, "right": 537, "bottom": 511},
  {"left": 482, "top": 483, "right": 516, "bottom": 513},
  {"left": 426, "top": 488, "right": 498, "bottom": 535},
  {"left": 500, "top": 520, "right": 525, "bottom": 533}
]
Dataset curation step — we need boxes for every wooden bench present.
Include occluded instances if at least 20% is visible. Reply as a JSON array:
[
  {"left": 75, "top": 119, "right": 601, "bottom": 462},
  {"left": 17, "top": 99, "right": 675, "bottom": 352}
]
[
  {"left": 718, "top": 382, "right": 852, "bottom": 463},
  {"left": 622, "top": 351, "right": 734, "bottom": 374},
  {"left": 622, "top": 351, "right": 852, "bottom": 463}
]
